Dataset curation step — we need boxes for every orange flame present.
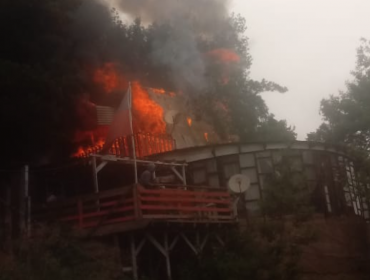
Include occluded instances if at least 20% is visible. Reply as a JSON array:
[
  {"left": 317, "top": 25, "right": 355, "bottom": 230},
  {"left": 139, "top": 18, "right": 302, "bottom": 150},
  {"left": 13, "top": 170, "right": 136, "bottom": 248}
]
[
  {"left": 73, "top": 139, "right": 105, "bottom": 157},
  {"left": 204, "top": 132, "right": 209, "bottom": 142},
  {"left": 73, "top": 63, "right": 171, "bottom": 157},
  {"left": 187, "top": 117, "right": 192, "bottom": 127},
  {"left": 207, "top": 48, "right": 240, "bottom": 64},
  {"left": 94, "top": 63, "right": 125, "bottom": 93},
  {"left": 132, "top": 81, "right": 166, "bottom": 134}
]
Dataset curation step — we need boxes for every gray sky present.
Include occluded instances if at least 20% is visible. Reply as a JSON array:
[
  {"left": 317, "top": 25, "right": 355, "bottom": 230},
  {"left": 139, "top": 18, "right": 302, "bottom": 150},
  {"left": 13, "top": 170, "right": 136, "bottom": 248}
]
[{"left": 231, "top": 0, "right": 370, "bottom": 139}]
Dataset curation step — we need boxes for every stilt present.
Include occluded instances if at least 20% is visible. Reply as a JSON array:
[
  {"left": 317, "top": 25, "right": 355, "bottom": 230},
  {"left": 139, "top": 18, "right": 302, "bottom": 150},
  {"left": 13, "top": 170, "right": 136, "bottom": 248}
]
[
  {"left": 146, "top": 233, "right": 172, "bottom": 280},
  {"left": 130, "top": 234, "right": 138, "bottom": 280},
  {"left": 164, "top": 233, "right": 172, "bottom": 280}
]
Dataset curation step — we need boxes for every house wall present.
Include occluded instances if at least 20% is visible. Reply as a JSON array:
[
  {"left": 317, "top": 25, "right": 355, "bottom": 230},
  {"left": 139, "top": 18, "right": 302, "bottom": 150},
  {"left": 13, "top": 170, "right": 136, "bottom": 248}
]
[{"left": 155, "top": 142, "right": 370, "bottom": 219}]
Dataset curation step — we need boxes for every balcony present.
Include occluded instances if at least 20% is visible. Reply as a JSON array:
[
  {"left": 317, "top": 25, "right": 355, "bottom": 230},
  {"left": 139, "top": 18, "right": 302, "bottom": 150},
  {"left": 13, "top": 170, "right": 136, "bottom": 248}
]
[{"left": 32, "top": 185, "right": 236, "bottom": 235}]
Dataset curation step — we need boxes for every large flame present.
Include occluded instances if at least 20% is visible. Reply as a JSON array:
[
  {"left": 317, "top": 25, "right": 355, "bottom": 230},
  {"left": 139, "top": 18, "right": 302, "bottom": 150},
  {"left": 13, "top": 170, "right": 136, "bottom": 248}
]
[
  {"left": 73, "top": 63, "right": 170, "bottom": 157},
  {"left": 132, "top": 81, "right": 166, "bottom": 134}
]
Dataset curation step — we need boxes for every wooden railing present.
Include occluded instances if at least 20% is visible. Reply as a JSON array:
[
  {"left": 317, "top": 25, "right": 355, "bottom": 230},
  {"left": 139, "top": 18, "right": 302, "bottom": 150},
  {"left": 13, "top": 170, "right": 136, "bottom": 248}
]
[
  {"left": 138, "top": 187, "right": 234, "bottom": 221},
  {"left": 32, "top": 185, "right": 235, "bottom": 232},
  {"left": 76, "top": 133, "right": 175, "bottom": 158}
]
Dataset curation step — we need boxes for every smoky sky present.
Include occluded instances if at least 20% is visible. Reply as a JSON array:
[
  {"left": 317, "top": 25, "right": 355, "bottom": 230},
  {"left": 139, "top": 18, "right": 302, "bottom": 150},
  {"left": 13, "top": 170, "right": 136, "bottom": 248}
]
[
  {"left": 232, "top": 0, "right": 370, "bottom": 139},
  {"left": 105, "top": 0, "right": 231, "bottom": 92}
]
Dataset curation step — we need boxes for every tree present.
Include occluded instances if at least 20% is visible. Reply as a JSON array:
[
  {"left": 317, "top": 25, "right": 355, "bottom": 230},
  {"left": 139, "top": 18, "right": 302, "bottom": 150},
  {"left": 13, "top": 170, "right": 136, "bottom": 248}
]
[{"left": 308, "top": 38, "right": 370, "bottom": 152}]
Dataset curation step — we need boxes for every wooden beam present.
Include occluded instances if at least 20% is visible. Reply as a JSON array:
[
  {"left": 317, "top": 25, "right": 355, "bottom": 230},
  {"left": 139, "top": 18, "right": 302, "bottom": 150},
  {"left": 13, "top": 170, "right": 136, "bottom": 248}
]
[
  {"left": 164, "top": 233, "right": 172, "bottom": 280},
  {"left": 135, "top": 238, "right": 146, "bottom": 257},
  {"left": 170, "top": 235, "right": 179, "bottom": 250},
  {"left": 215, "top": 234, "right": 225, "bottom": 247},
  {"left": 146, "top": 234, "right": 166, "bottom": 256},
  {"left": 92, "top": 156, "right": 99, "bottom": 193},
  {"left": 181, "top": 233, "right": 198, "bottom": 255},
  {"left": 170, "top": 166, "right": 185, "bottom": 185},
  {"left": 92, "top": 154, "right": 187, "bottom": 167},
  {"left": 96, "top": 161, "right": 108, "bottom": 173},
  {"left": 200, "top": 234, "right": 209, "bottom": 252}
]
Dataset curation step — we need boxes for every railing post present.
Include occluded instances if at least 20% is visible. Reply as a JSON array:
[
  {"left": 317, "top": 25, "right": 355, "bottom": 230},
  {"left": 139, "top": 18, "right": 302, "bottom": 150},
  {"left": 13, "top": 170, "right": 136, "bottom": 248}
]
[{"left": 78, "top": 200, "right": 83, "bottom": 229}]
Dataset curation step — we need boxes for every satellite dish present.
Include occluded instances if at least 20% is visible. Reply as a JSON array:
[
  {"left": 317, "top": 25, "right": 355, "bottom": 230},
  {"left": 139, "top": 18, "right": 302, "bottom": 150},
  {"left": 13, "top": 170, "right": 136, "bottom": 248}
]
[
  {"left": 228, "top": 174, "right": 250, "bottom": 194},
  {"left": 164, "top": 110, "right": 179, "bottom": 124}
]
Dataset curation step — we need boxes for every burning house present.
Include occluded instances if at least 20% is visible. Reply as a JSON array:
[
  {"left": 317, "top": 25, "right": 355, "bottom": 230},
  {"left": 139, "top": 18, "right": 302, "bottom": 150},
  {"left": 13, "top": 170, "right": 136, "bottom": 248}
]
[
  {"left": 22, "top": 82, "right": 369, "bottom": 279},
  {"left": 0, "top": 59, "right": 368, "bottom": 279}
]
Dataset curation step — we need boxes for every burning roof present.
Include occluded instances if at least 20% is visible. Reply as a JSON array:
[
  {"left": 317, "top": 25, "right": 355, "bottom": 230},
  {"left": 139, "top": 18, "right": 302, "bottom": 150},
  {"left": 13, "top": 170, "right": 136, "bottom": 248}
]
[{"left": 72, "top": 63, "right": 221, "bottom": 158}]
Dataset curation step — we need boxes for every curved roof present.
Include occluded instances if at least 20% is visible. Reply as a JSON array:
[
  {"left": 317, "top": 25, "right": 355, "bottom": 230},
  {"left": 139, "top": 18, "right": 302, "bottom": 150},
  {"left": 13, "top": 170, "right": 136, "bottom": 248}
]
[{"left": 151, "top": 140, "right": 350, "bottom": 163}]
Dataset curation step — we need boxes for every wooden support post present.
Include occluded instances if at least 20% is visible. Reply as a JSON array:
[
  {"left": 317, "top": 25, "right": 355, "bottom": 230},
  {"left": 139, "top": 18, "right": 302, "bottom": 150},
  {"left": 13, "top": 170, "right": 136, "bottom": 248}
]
[
  {"left": 164, "top": 233, "right": 172, "bottom": 280},
  {"left": 146, "top": 233, "right": 172, "bottom": 280},
  {"left": 92, "top": 156, "right": 99, "bottom": 193},
  {"left": 24, "top": 165, "right": 31, "bottom": 237},
  {"left": 182, "top": 165, "right": 187, "bottom": 186},
  {"left": 130, "top": 234, "right": 138, "bottom": 280}
]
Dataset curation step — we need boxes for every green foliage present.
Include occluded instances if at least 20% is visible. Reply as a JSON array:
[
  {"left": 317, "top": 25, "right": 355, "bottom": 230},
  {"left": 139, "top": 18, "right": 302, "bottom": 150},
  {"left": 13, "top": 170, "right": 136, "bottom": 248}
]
[
  {"left": 177, "top": 156, "right": 316, "bottom": 280},
  {"left": 308, "top": 38, "right": 370, "bottom": 151},
  {"left": 0, "top": 225, "right": 121, "bottom": 280},
  {"left": 177, "top": 230, "right": 298, "bottom": 280},
  {"left": 308, "top": 38, "right": 370, "bottom": 189}
]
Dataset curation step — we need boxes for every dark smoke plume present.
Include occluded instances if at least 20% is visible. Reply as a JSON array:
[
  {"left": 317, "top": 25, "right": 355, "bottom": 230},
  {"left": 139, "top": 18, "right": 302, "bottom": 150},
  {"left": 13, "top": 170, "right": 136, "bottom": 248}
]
[{"left": 110, "top": 0, "right": 230, "bottom": 92}]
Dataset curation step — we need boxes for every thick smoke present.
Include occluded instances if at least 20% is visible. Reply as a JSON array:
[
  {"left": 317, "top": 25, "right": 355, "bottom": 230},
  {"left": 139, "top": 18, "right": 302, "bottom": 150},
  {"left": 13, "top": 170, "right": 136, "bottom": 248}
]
[{"left": 111, "top": 0, "right": 230, "bottom": 92}]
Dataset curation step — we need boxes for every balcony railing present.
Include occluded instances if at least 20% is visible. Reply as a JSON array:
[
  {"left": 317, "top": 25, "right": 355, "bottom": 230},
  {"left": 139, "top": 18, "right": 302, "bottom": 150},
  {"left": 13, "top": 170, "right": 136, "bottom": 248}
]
[
  {"left": 77, "top": 133, "right": 175, "bottom": 158},
  {"left": 32, "top": 185, "right": 235, "bottom": 233}
]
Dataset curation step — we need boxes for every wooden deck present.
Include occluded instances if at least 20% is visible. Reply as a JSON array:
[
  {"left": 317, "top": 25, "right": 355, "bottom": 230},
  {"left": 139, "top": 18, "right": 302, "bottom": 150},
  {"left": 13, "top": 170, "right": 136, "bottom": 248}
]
[{"left": 32, "top": 185, "right": 236, "bottom": 235}]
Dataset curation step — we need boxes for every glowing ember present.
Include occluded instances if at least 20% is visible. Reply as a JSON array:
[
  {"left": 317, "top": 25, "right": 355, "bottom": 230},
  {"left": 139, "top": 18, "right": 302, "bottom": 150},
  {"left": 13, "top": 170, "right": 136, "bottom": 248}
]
[
  {"left": 207, "top": 48, "right": 240, "bottom": 64},
  {"left": 187, "top": 117, "right": 192, "bottom": 127},
  {"left": 132, "top": 81, "right": 166, "bottom": 134},
  {"left": 204, "top": 132, "right": 209, "bottom": 142},
  {"left": 94, "top": 63, "right": 125, "bottom": 93}
]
